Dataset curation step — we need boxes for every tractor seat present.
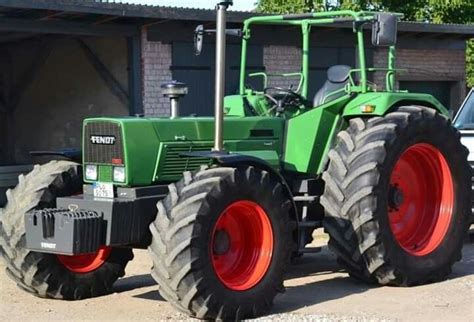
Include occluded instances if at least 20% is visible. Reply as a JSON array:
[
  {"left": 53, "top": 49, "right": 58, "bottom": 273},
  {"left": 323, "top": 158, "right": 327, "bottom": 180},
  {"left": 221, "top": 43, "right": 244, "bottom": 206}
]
[{"left": 313, "top": 65, "right": 351, "bottom": 107}]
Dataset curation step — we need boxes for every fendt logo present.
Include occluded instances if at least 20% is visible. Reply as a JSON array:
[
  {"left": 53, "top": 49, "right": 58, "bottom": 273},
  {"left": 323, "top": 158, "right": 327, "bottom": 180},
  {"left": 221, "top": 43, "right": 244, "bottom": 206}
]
[{"left": 90, "top": 135, "right": 116, "bottom": 145}]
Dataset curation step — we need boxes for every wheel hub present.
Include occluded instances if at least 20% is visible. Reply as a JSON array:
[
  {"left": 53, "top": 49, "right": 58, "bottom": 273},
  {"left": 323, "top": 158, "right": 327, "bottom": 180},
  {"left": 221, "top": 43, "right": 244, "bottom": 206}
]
[
  {"left": 211, "top": 200, "right": 274, "bottom": 291},
  {"left": 213, "top": 229, "right": 231, "bottom": 255},
  {"left": 388, "top": 143, "right": 454, "bottom": 256},
  {"left": 388, "top": 184, "right": 404, "bottom": 209}
]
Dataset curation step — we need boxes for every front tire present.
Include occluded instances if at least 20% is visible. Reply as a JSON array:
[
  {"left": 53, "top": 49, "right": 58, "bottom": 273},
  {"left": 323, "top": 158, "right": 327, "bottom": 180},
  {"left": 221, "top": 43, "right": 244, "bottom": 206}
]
[
  {"left": 321, "top": 106, "right": 471, "bottom": 286},
  {"left": 0, "top": 161, "right": 133, "bottom": 299},
  {"left": 148, "top": 166, "right": 293, "bottom": 320}
]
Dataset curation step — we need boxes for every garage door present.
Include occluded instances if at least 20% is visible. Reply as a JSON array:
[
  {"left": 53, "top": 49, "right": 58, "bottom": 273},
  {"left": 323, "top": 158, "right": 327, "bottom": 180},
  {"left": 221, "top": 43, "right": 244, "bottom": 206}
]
[
  {"left": 172, "top": 42, "right": 264, "bottom": 116},
  {"left": 399, "top": 81, "right": 453, "bottom": 110}
]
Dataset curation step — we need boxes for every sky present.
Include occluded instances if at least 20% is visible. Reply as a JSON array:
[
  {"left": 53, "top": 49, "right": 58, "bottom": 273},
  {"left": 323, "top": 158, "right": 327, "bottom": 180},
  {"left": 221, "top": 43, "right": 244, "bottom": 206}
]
[{"left": 121, "top": 1, "right": 257, "bottom": 11}]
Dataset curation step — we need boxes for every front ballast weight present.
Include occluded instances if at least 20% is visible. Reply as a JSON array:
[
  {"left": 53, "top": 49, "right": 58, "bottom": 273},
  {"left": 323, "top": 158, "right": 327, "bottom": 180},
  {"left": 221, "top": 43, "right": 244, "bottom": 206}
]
[
  {"left": 25, "top": 209, "right": 102, "bottom": 255},
  {"left": 24, "top": 184, "right": 169, "bottom": 256}
]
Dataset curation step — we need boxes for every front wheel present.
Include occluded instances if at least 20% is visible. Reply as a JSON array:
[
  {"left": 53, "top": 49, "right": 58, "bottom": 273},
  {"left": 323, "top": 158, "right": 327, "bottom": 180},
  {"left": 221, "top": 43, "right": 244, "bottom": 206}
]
[
  {"left": 0, "top": 161, "right": 133, "bottom": 299},
  {"left": 148, "top": 166, "right": 294, "bottom": 320},
  {"left": 321, "top": 106, "right": 471, "bottom": 286}
]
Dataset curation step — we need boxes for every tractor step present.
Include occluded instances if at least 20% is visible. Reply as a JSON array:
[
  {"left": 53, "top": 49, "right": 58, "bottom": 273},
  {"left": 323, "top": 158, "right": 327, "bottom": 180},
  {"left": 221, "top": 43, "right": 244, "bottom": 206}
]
[
  {"left": 298, "top": 220, "right": 322, "bottom": 229},
  {"left": 293, "top": 195, "right": 320, "bottom": 202},
  {"left": 298, "top": 247, "right": 322, "bottom": 254}
]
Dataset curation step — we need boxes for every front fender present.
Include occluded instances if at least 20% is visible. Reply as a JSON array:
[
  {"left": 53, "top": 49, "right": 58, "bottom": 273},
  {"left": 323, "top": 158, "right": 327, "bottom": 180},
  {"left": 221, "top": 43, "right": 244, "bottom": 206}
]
[{"left": 182, "top": 151, "right": 300, "bottom": 234}]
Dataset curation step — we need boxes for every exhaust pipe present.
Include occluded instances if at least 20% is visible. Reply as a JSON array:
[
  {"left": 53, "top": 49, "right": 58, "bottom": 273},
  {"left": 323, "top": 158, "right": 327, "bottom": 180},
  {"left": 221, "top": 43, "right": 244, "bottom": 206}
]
[
  {"left": 161, "top": 81, "right": 188, "bottom": 119},
  {"left": 213, "top": 1, "right": 233, "bottom": 151}
]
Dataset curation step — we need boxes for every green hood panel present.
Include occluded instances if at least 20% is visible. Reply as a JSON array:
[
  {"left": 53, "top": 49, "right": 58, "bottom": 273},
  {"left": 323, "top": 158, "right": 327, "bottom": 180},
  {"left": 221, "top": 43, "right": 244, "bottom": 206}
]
[
  {"left": 149, "top": 116, "right": 283, "bottom": 141},
  {"left": 83, "top": 116, "right": 284, "bottom": 186}
]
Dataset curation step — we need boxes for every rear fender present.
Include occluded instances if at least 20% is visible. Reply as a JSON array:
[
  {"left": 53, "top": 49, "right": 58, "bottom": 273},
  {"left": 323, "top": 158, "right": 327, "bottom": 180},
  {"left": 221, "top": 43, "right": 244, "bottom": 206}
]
[{"left": 342, "top": 92, "right": 449, "bottom": 118}]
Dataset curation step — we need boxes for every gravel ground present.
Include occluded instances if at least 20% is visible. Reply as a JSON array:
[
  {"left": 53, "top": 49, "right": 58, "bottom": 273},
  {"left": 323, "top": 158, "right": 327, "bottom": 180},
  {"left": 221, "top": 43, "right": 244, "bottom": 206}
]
[{"left": 0, "top": 231, "right": 473, "bottom": 321}]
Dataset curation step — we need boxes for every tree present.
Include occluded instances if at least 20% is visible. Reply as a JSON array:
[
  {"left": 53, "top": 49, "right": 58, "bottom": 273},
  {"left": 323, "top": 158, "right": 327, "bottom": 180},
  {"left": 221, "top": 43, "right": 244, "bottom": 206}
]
[
  {"left": 257, "top": 0, "right": 324, "bottom": 14},
  {"left": 257, "top": 0, "right": 474, "bottom": 87}
]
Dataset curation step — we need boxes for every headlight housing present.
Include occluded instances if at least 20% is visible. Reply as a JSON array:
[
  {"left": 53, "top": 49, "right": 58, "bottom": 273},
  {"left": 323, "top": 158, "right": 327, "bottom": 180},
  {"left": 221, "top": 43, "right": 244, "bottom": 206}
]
[
  {"left": 113, "top": 166, "right": 126, "bottom": 183},
  {"left": 85, "top": 165, "right": 98, "bottom": 181}
]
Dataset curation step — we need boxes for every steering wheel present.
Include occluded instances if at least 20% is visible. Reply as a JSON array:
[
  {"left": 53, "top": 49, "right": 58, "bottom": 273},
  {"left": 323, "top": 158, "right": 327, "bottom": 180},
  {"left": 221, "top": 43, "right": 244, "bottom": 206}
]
[{"left": 263, "top": 87, "right": 307, "bottom": 113}]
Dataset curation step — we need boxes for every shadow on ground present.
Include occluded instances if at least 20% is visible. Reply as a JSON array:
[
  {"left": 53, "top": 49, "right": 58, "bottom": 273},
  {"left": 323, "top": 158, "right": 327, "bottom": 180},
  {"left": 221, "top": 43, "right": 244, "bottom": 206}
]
[
  {"left": 118, "top": 237, "right": 474, "bottom": 312},
  {"left": 114, "top": 274, "right": 160, "bottom": 294},
  {"left": 273, "top": 247, "right": 374, "bottom": 313},
  {"left": 274, "top": 241, "right": 474, "bottom": 314}
]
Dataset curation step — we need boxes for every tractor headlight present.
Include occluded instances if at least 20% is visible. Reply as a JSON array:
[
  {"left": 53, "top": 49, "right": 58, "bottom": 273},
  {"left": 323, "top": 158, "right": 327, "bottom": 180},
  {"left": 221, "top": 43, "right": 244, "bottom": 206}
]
[
  {"left": 113, "top": 166, "right": 126, "bottom": 183},
  {"left": 85, "top": 165, "right": 98, "bottom": 181}
]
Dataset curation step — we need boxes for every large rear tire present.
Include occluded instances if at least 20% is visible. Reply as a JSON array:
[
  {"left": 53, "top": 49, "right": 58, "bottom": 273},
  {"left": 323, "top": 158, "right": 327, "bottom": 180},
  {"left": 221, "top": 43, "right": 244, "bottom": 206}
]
[
  {"left": 148, "top": 166, "right": 294, "bottom": 320},
  {"left": 0, "top": 161, "right": 133, "bottom": 299},
  {"left": 321, "top": 106, "right": 471, "bottom": 286}
]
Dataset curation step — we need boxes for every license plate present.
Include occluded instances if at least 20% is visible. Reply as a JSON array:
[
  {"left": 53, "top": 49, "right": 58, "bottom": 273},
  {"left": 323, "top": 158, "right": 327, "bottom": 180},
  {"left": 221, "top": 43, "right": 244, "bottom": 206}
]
[{"left": 93, "top": 182, "right": 114, "bottom": 199}]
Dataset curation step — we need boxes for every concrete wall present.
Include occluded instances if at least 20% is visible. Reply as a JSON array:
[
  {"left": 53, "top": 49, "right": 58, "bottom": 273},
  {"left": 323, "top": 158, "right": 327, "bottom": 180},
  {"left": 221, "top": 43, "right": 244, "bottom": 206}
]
[
  {"left": 141, "top": 28, "right": 173, "bottom": 116},
  {"left": 3, "top": 36, "right": 129, "bottom": 165}
]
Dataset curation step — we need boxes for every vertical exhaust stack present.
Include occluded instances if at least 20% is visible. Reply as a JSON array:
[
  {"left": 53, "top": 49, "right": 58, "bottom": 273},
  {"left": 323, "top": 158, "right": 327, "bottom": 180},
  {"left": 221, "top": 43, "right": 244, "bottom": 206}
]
[
  {"left": 213, "top": 1, "right": 233, "bottom": 152},
  {"left": 161, "top": 81, "right": 188, "bottom": 118}
]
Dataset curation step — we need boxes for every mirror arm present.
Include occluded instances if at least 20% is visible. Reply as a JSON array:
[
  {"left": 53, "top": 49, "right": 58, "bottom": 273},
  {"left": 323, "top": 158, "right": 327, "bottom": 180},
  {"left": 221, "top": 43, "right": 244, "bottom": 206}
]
[{"left": 201, "top": 29, "right": 243, "bottom": 38}]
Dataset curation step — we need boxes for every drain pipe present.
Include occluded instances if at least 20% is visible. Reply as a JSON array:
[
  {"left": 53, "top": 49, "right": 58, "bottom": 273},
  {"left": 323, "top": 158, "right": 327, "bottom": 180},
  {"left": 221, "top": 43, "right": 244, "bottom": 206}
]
[{"left": 213, "top": 1, "right": 232, "bottom": 152}]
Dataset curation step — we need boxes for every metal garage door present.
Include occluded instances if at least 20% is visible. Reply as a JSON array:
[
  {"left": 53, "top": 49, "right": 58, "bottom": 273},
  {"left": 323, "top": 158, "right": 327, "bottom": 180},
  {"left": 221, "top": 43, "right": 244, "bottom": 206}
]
[
  {"left": 399, "top": 81, "right": 453, "bottom": 110},
  {"left": 172, "top": 42, "right": 264, "bottom": 116}
]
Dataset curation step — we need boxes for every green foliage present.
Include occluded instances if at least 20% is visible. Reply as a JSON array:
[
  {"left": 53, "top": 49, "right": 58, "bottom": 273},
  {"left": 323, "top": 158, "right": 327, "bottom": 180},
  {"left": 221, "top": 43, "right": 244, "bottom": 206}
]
[
  {"left": 257, "top": 0, "right": 474, "bottom": 87},
  {"left": 467, "top": 39, "right": 474, "bottom": 88},
  {"left": 257, "top": 0, "right": 325, "bottom": 14}
]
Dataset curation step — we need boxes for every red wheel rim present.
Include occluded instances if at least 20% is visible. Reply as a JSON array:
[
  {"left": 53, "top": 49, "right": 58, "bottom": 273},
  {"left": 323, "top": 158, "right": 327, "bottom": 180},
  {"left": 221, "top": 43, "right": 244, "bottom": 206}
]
[
  {"left": 388, "top": 143, "right": 454, "bottom": 256},
  {"left": 57, "top": 246, "right": 111, "bottom": 273},
  {"left": 211, "top": 200, "right": 273, "bottom": 291}
]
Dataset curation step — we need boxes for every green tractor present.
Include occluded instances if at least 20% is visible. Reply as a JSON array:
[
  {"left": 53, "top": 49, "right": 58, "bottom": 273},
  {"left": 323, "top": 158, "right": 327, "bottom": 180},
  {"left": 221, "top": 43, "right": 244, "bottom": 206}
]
[{"left": 0, "top": 1, "right": 471, "bottom": 320}]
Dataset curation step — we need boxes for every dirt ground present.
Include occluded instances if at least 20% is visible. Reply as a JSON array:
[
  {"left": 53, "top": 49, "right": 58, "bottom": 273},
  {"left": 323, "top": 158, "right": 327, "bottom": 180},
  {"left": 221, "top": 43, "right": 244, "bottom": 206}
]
[{"left": 0, "top": 231, "right": 473, "bottom": 321}]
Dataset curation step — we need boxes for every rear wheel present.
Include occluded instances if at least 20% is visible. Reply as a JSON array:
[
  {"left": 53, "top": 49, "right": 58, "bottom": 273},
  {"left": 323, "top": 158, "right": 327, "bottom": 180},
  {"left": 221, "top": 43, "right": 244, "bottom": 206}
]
[
  {"left": 321, "top": 106, "right": 471, "bottom": 285},
  {"left": 0, "top": 161, "right": 133, "bottom": 299},
  {"left": 148, "top": 166, "right": 294, "bottom": 320}
]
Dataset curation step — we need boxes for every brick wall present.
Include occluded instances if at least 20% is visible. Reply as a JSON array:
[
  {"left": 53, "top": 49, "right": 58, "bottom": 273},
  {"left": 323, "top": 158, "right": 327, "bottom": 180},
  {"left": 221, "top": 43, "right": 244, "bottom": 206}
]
[
  {"left": 141, "top": 28, "right": 173, "bottom": 116},
  {"left": 374, "top": 48, "right": 466, "bottom": 109},
  {"left": 140, "top": 28, "right": 467, "bottom": 114},
  {"left": 374, "top": 48, "right": 466, "bottom": 87},
  {"left": 263, "top": 45, "right": 302, "bottom": 89}
]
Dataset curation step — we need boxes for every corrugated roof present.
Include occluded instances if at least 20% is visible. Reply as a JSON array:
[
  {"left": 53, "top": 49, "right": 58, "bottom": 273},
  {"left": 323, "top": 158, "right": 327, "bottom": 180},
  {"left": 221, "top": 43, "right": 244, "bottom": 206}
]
[
  {"left": 0, "top": 0, "right": 254, "bottom": 22},
  {"left": 0, "top": 0, "right": 471, "bottom": 36},
  {"left": 87, "top": 0, "right": 254, "bottom": 12}
]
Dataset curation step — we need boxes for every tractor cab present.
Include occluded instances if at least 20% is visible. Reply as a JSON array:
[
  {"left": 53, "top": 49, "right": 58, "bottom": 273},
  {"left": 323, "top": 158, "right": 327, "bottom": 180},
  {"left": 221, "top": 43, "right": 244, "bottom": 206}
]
[{"left": 194, "top": 10, "right": 404, "bottom": 119}]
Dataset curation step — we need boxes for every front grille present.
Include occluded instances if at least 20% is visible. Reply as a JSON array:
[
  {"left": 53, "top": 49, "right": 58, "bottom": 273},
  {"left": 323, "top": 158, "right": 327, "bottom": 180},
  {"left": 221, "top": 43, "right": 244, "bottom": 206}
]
[
  {"left": 98, "top": 165, "right": 113, "bottom": 182},
  {"left": 84, "top": 122, "right": 124, "bottom": 165},
  {"left": 160, "top": 144, "right": 213, "bottom": 179}
]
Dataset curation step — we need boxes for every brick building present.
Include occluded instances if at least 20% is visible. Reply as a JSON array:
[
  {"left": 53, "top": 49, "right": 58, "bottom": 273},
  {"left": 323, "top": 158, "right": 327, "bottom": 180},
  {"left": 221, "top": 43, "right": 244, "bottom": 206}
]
[
  {"left": 0, "top": 0, "right": 472, "bottom": 167},
  {"left": 142, "top": 18, "right": 472, "bottom": 116}
]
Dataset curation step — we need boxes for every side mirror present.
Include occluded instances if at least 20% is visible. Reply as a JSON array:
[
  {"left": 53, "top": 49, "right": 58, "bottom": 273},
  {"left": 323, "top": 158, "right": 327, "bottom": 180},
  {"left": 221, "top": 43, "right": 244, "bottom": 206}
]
[
  {"left": 194, "top": 25, "right": 242, "bottom": 56},
  {"left": 194, "top": 25, "right": 204, "bottom": 56},
  {"left": 372, "top": 13, "right": 398, "bottom": 47}
]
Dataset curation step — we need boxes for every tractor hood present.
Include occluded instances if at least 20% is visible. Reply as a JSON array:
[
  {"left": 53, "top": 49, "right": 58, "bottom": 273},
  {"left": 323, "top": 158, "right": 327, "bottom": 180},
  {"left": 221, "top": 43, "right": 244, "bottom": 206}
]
[{"left": 82, "top": 116, "right": 284, "bottom": 186}]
